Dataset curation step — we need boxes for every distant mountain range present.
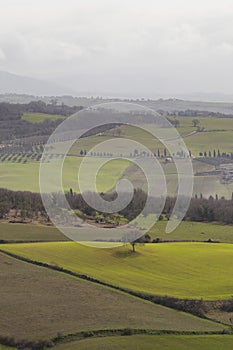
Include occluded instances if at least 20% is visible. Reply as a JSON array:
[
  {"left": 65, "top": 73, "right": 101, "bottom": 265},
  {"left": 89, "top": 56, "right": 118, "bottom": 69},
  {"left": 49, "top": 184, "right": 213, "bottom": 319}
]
[{"left": 0, "top": 71, "right": 75, "bottom": 96}]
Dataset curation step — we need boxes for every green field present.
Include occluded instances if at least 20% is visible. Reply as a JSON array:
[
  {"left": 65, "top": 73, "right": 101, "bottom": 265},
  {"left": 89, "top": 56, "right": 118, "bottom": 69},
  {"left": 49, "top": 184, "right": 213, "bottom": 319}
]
[
  {"left": 185, "top": 131, "right": 233, "bottom": 155},
  {"left": 0, "top": 221, "right": 232, "bottom": 244},
  {"left": 111, "top": 118, "right": 233, "bottom": 156},
  {"left": 0, "top": 161, "right": 40, "bottom": 192},
  {"left": 149, "top": 221, "right": 233, "bottom": 243},
  {"left": 22, "top": 113, "right": 65, "bottom": 123},
  {"left": 54, "top": 335, "right": 233, "bottom": 350},
  {"left": 1, "top": 154, "right": 232, "bottom": 198},
  {"left": 0, "top": 155, "right": 130, "bottom": 193},
  {"left": 62, "top": 156, "right": 130, "bottom": 193},
  {"left": 1, "top": 116, "right": 233, "bottom": 197},
  {"left": 2, "top": 242, "right": 233, "bottom": 300},
  {"left": 0, "top": 252, "right": 223, "bottom": 341},
  {"left": 171, "top": 116, "right": 233, "bottom": 134},
  {"left": 1, "top": 119, "right": 232, "bottom": 197},
  {"left": 122, "top": 160, "right": 233, "bottom": 199},
  {"left": 0, "top": 222, "right": 67, "bottom": 242}
]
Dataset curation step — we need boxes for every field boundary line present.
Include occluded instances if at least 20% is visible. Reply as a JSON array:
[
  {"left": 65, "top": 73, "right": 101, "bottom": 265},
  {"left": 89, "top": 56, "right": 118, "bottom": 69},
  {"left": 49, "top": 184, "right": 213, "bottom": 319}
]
[
  {"left": 0, "top": 328, "right": 231, "bottom": 350},
  {"left": 50, "top": 328, "right": 232, "bottom": 347}
]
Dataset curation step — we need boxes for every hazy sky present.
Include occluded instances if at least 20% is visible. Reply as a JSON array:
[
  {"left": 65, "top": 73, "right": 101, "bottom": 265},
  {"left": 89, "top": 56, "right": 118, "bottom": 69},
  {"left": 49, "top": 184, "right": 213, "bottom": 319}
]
[{"left": 1, "top": 0, "right": 233, "bottom": 96}]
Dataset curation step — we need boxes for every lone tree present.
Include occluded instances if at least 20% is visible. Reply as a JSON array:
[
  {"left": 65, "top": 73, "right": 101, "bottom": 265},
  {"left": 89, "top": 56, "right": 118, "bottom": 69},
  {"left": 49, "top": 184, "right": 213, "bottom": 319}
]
[
  {"left": 192, "top": 119, "right": 200, "bottom": 127},
  {"left": 130, "top": 241, "right": 137, "bottom": 253},
  {"left": 122, "top": 231, "right": 144, "bottom": 253},
  {"left": 130, "top": 233, "right": 151, "bottom": 253},
  {"left": 173, "top": 119, "right": 180, "bottom": 128}
]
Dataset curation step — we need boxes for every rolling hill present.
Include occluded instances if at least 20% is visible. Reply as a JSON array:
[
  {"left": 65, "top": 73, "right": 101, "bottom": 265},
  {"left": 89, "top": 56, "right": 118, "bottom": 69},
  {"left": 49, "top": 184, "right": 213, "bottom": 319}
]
[{"left": 0, "top": 71, "right": 73, "bottom": 96}]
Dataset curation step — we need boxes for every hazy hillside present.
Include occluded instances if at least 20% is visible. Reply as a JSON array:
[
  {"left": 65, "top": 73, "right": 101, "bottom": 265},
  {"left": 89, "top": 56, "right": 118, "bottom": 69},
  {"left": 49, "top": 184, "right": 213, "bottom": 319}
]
[
  {"left": 1, "top": 91, "right": 233, "bottom": 115},
  {"left": 0, "top": 71, "right": 73, "bottom": 96}
]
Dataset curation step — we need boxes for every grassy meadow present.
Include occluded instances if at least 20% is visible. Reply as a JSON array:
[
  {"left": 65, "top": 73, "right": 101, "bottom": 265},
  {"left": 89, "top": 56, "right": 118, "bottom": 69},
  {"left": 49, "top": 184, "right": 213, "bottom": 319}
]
[
  {"left": 0, "top": 221, "right": 232, "bottom": 243},
  {"left": 54, "top": 335, "right": 233, "bottom": 350},
  {"left": 62, "top": 156, "right": 130, "bottom": 193},
  {"left": 1, "top": 152, "right": 232, "bottom": 198},
  {"left": 0, "top": 222, "right": 67, "bottom": 242},
  {"left": 22, "top": 113, "right": 66, "bottom": 123},
  {"left": 149, "top": 221, "right": 233, "bottom": 243},
  {"left": 172, "top": 116, "right": 233, "bottom": 134},
  {"left": 0, "top": 161, "right": 40, "bottom": 192},
  {"left": 185, "top": 131, "right": 233, "bottom": 155},
  {"left": 0, "top": 156, "right": 130, "bottom": 193},
  {"left": 1, "top": 116, "right": 233, "bottom": 198},
  {"left": 110, "top": 117, "right": 233, "bottom": 156},
  {"left": 2, "top": 242, "right": 233, "bottom": 300}
]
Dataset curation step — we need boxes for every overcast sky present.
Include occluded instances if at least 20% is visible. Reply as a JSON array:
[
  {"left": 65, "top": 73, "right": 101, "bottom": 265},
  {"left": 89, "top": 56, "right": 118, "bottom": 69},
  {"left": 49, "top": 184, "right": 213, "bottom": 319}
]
[{"left": 1, "top": 0, "right": 233, "bottom": 97}]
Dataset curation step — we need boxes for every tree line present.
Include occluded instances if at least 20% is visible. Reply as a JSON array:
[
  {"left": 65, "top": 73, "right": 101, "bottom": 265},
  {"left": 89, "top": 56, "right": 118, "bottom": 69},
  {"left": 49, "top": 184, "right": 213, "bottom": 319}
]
[{"left": 0, "top": 188, "right": 233, "bottom": 225}]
